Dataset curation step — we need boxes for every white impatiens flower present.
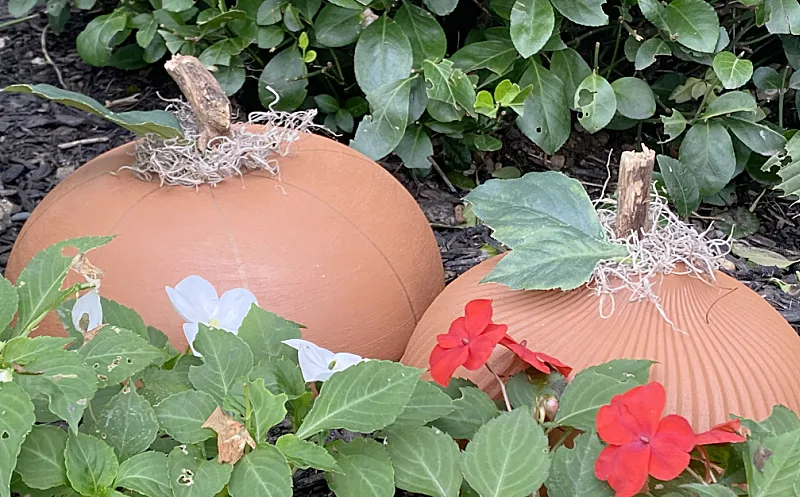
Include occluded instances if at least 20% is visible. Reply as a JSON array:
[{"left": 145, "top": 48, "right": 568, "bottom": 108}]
[
  {"left": 166, "top": 275, "right": 258, "bottom": 355},
  {"left": 72, "top": 288, "right": 103, "bottom": 333},
  {"left": 282, "top": 339, "right": 367, "bottom": 382}
]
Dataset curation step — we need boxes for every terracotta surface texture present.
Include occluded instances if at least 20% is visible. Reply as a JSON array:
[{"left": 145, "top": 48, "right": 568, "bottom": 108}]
[
  {"left": 6, "top": 128, "right": 444, "bottom": 360},
  {"left": 401, "top": 254, "right": 800, "bottom": 431}
]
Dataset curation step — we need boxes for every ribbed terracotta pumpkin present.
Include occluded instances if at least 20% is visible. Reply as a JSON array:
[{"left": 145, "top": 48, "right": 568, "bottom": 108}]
[
  {"left": 6, "top": 127, "right": 444, "bottom": 360},
  {"left": 401, "top": 254, "right": 800, "bottom": 431}
]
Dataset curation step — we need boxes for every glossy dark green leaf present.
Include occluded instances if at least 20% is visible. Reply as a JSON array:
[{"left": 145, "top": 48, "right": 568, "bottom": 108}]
[
  {"left": 395, "top": 2, "right": 447, "bottom": 67},
  {"left": 515, "top": 61, "right": 570, "bottom": 154},
  {"left": 510, "top": 0, "right": 554, "bottom": 57},
  {"left": 76, "top": 10, "right": 129, "bottom": 66},
  {"left": 350, "top": 77, "right": 413, "bottom": 160},
  {"left": 423, "top": 0, "right": 459, "bottom": 15},
  {"left": 658, "top": 155, "right": 700, "bottom": 217},
  {"left": 395, "top": 125, "right": 434, "bottom": 169},
  {"left": 549, "top": 0, "right": 607, "bottom": 26},
  {"left": 678, "top": 121, "right": 736, "bottom": 196},
  {"left": 315, "top": 4, "right": 362, "bottom": 47},
  {"left": 575, "top": 72, "right": 616, "bottom": 133},
  {"left": 354, "top": 16, "right": 413, "bottom": 94},
  {"left": 450, "top": 40, "right": 517, "bottom": 74},
  {"left": 635, "top": 37, "right": 671, "bottom": 70},
  {"left": 258, "top": 46, "right": 307, "bottom": 111},
  {"left": 713, "top": 52, "right": 754, "bottom": 89},
  {"left": 550, "top": 48, "right": 591, "bottom": 110},
  {"left": 611, "top": 77, "right": 655, "bottom": 120}
]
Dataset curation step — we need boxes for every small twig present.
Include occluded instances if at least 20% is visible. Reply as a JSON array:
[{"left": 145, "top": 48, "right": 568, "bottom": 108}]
[
  {"left": 104, "top": 94, "right": 141, "bottom": 109},
  {"left": 58, "top": 136, "right": 110, "bottom": 149},
  {"left": 40, "top": 25, "right": 67, "bottom": 90},
  {"left": 0, "top": 13, "right": 39, "bottom": 30},
  {"left": 750, "top": 188, "right": 767, "bottom": 212},
  {"left": 428, "top": 157, "right": 458, "bottom": 193},
  {"left": 484, "top": 363, "right": 512, "bottom": 411},
  {"left": 470, "top": 0, "right": 491, "bottom": 15},
  {"left": 684, "top": 466, "right": 707, "bottom": 485}
]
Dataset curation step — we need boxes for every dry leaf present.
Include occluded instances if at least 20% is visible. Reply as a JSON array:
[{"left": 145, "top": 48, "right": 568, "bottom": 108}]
[
  {"left": 201, "top": 406, "right": 256, "bottom": 464},
  {"left": 731, "top": 243, "right": 800, "bottom": 269},
  {"left": 70, "top": 253, "right": 104, "bottom": 285}
]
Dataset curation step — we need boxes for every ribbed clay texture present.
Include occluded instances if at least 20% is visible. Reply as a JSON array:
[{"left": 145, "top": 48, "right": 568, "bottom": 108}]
[
  {"left": 7, "top": 128, "right": 444, "bottom": 360},
  {"left": 401, "top": 255, "right": 800, "bottom": 431}
]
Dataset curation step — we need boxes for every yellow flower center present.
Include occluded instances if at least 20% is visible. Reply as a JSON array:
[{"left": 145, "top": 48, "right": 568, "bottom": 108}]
[{"left": 209, "top": 318, "right": 219, "bottom": 328}]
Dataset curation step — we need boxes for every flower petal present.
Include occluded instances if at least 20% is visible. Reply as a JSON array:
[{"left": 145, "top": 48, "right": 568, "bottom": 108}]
[
  {"left": 330, "top": 352, "right": 366, "bottom": 373},
  {"left": 283, "top": 339, "right": 337, "bottom": 382},
  {"left": 649, "top": 414, "right": 695, "bottom": 480},
  {"left": 695, "top": 420, "right": 746, "bottom": 446},
  {"left": 532, "top": 351, "right": 572, "bottom": 378},
  {"left": 596, "top": 402, "right": 641, "bottom": 446},
  {"left": 595, "top": 443, "right": 650, "bottom": 497},
  {"left": 166, "top": 275, "right": 218, "bottom": 323},
  {"left": 601, "top": 382, "right": 666, "bottom": 443},
  {"left": 213, "top": 288, "right": 258, "bottom": 332},
  {"left": 429, "top": 345, "right": 469, "bottom": 387},
  {"left": 499, "top": 336, "right": 553, "bottom": 375},
  {"left": 72, "top": 289, "right": 103, "bottom": 332},
  {"left": 653, "top": 414, "right": 696, "bottom": 452},
  {"left": 183, "top": 322, "right": 201, "bottom": 356},
  {"left": 463, "top": 299, "right": 494, "bottom": 338}
]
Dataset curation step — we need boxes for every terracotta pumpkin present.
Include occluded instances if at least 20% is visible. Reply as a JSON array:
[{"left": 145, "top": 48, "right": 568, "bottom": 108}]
[
  {"left": 6, "top": 127, "right": 444, "bottom": 360},
  {"left": 401, "top": 254, "right": 800, "bottom": 431}
]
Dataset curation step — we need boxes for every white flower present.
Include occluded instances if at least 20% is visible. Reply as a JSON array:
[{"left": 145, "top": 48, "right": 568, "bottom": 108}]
[
  {"left": 166, "top": 275, "right": 258, "bottom": 355},
  {"left": 282, "top": 339, "right": 367, "bottom": 382},
  {"left": 0, "top": 368, "right": 12, "bottom": 383},
  {"left": 72, "top": 289, "right": 103, "bottom": 333}
]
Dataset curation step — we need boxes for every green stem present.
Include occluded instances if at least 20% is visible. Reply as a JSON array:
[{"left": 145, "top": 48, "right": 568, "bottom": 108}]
[
  {"left": 593, "top": 42, "right": 600, "bottom": 72},
  {"left": 685, "top": 466, "right": 707, "bottom": 485},
  {"left": 329, "top": 48, "right": 344, "bottom": 82},
  {"left": 246, "top": 46, "right": 265, "bottom": 67},
  {"left": 567, "top": 25, "right": 616, "bottom": 48},
  {"left": 0, "top": 13, "right": 38, "bottom": 30},
  {"left": 604, "top": 22, "right": 623, "bottom": 78},
  {"left": 780, "top": 65, "right": 790, "bottom": 129},
  {"left": 484, "top": 363, "right": 512, "bottom": 412},
  {"left": 550, "top": 427, "right": 575, "bottom": 451},
  {"left": 692, "top": 84, "right": 715, "bottom": 121}
]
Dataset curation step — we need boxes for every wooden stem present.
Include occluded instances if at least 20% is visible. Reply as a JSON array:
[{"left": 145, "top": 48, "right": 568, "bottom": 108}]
[
  {"left": 164, "top": 54, "right": 231, "bottom": 152},
  {"left": 615, "top": 144, "right": 656, "bottom": 239}
]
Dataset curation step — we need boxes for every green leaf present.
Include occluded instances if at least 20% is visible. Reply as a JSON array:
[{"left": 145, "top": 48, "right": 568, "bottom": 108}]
[
  {"left": 641, "top": 0, "right": 720, "bottom": 53},
  {"left": 198, "top": 39, "right": 243, "bottom": 67},
  {"left": 79, "top": 325, "right": 163, "bottom": 387},
  {"left": 765, "top": 0, "right": 800, "bottom": 34},
  {"left": 1, "top": 85, "right": 182, "bottom": 138},
  {"left": 154, "top": 390, "right": 216, "bottom": 444},
  {"left": 550, "top": 48, "right": 591, "bottom": 110},
  {"left": 98, "top": 298, "right": 147, "bottom": 340},
  {"left": 162, "top": 0, "right": 194, "bottom": 11},
  {"left": 140, "top": 368, "right": 192, "bottom": 406},
  {"left": 395, "top": 2, "right": 447, "bottom": 68},
  {"left": 385, "top": 426, "right": 462, "bottom": 497},
  {"left": 228, "top": 445, "right": 292, "bottom": 497},
  {"left": 768, "top": 133, "right": 800, "bottom": 199},
  {"left": 661, "top": 108, "right": 687, "bottom": 142},
  {"left": 515, "top": 61, "right": 571, "bottom": 154},
  {"left": 390, "top": 379, "right": 454, "bottom": 427},
  {"left": 275, "top": 434, "right": 341, "bottom": 472},
  {"left": 237, "top": 304, "right": 301, "bottom": 363},
  {"left": 611, "top": 77, "right": 656, "bottom": 120},
  {"left": 249, "top": 356, "right": 307, "bottom": 399},
  {"left": 350, "top": 77, "right": 413, "bottom": 161},
  {"left": 257, "top": 26, "right": 284, "bottom": 48},
  {"left": 713, "top": 52, "right": 754, "bottom": 89},
  {"left": 16, "top": 425, "right": 68, "bottom": 490},
  {"left": 335, "top": 109, "right": 354, "bottom": 133},
  {"left": 0, "top": 382, "right": 35, "bottom": 497},
  {"left": 724, "top": 116, "right": 787, "bottom": 156},
  {"left": 738, "top": 405, "right": 800, "bottom": 440},
  {"left": 681, "top": 483, "right": 738, "bottom": 496},
  {"left": 65, "top": 433, "right": 119, "bottom": 496},
  {"left": 354, "top": 16, "right": 413, "bottom": 94},
  {"left": 3, "top": 336, "right": 71, "bottom": 364},
  {"left": 510, "top": 0, "right": 554, "bottom": 57},
  {"left": 188, "top": 326, "right": 253, "bottom": 405},
  {"left": 257, "top": 0, "right": 283, "bottom": 24},
  {"left": 732, "top": 243, "right": 800, "bottom": 267},
  {"left": 423, "top": 0, "right": 458, "bottom": 15},
  {"left": 76, "top": 10, "right": 128, "bottom": 66},
  {"left": 430, "top": 387, "right": 499, "bottom": 440},
  {"left": 168, "top": 445, "right": 233, "bottom": 497},
  {"left": 635, "top": 37, "right": 671, "bottom": 70},
  {"left": 395, "top": 125, "right": 434, "bottom": 169},
  {"left": 753, "top": 67, "right": 783, "bottom": 92},
  {"left": 295, "top": 360, "right": 421, "bottom": 439},
  {"left": 463, "top": 408, "right": 551, "bottom": 497},
  {"left": 450, "top": 40, "right": 518, "bottom": 74},
  {"left": 701, "top": 91, "right": 757, "bottom": 120},
  {"left": 292, "top": 0, "right": 321, "bottom": 18},
  {"left": 315, "top": 4, "right": 362, "bottom": 47},
  {"left": 215, "top": 63, "right": 246, "bottom": 96},
  {"left": 92, "top": 387, "right": 159, "bottom": 462},
  {"left": 746, "top": 429, "right": 800, "bottom": 496},
  {"left": 0, "top": 276, "right": 17, "bottom": 337},
  {"left": 474, "top": 134, "right": 503, "bottom": 151},
  {"left": 114, "top": 452, "right": 171, "bottom": 497},
  {"left": 678, "top": 121, "right": 737, "bottom": 196},
  {"left": 575, "top": 72, "right": 616, "bottom": 133},
  {"left": 423, "top": 59, "right": 476, "bottom": 113},
  {"left": 247, "top": 378, "right": 287, "bottom": 443},
  {"left": 9, "top": 0, "right": 39, "bottom": 17},
  {"left": 258, "top": 47, "right": 307, "bottom": 111},
  {"left": 555, "top": 359, "right": 653, "bottom": 430},
  {"left": 658, "top": 155, "right": 701, "bottom": 217},
  {"left": 326, "top": 438, "right": 395, "bottom": 497},
  {"left": 546, "top": 433, "right": 613, "bottom": 497},
  {"left": 14, "top": 351, "right": 97, "bottom": 433},
  {"left": 549, "top": 0, "right": 607, "bottom": 26}
]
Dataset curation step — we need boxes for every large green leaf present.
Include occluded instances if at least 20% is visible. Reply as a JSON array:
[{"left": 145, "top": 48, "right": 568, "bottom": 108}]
[
  {"left": 713, "top": 52, "right": 754, "bottom": 89},
  {"left": 724, "top": 116, "right": 787, "bottom": 156},
  {"left": 350, "top": 77, "right": 414, "bottom": 160},
  {"left": 65, "top": 433, "right": 119, "bottom": 496},
  {"left": 9, "top": 0, "right": 39, "bottom": 17},
  {"left": 737, "top": 405, "right": 800, "bottom": 440},
  {"left": 188, "top": 326, "right": 253, "bottom": 405},
  {"left": 510, "top": 0, "right": 554, "bottom": 57},
  {"left": 546, "top": 433, "right": 613, "bottom": 497},
  {"left": 390, "top": 379, "right": 454, "bottom": 428},
  {"left": 354, "top": 16, "right": 413, "bottom": 94},
  {"left": 555, "top": 359, "right": 653, "bottom": 430},
  {"left": 114, "top": 452, "right": 172, "bottom": 497},
  {"left": 76, "top": 10, "right": 128, "bottom": 66},
  {"left": 198, "top": 39, "right": 244, "bottom": 67},
  {"left": 168, "top": 445, "right": 233, "bottom": 497},
  {"left": 295, "top": 360, "right": 421, "bottom": 439},
  {"left": 430, "top": 387, "right": 499, "bottom": 440},
  {"left": 700, "top": 91, "right": 757, "bottom": 120},
  {"left": 515, "top": 61, "right": 571, "bottom": 154},
  {"left": 395, "top": 125, "right": 434, "bottom": 169},
  {"left": 16, "top": 425, "right": 68, "bottom": 491},
  {"left": 258, "top": 47, "right": 307, "bottom": 111},
  {"left": 462, "top": 408, "right": 551, "bottom": 497},
  {"left": 0, "top": 276, "right": 17, "bottom": 333},
  {"left": 681, "top": 484, "right": 739, "bottom": 496},
  {"left": 575, "top": 72, "right": 616, "bottom": 133},
  {"left": 2, "top": 336, "right": 71, "bottom": 365},
  {"left": 423, "top": 0, "right": 458, "bottom": 14},
  {"left": 395, "top": 2, "right": 447, "bottom": 68},
  {"left": 423, "top": 59, "right": 477, "bottom": 113},
  {"left": 247, "top": 378, "right": 287, "bottom": 443},
  {"left": 139, "top": 367, "right": 192, "bottom": 406},
  {"left": 549, "top": 0, "right": 607, "bottom": 26},
  {"left": 228, "top": 445, "right": 292, "bottom": 497},
  {"left": 237, "top": 304, "right": 301, "bottom": 363},
  {"left": 257, "top": 0, "right": 284, "bottom": 24},
  {"left": 385, "top": 426, "right": 462, "bottom": 497},
  {"left": 640, "top": 0, "right": 720, "bottom": 53},
  {"left": 153, "top": 390, "right": 216, "bottom": 444},
  {"left": 678, "top": 121, "right": 736, "bottom": 196},
  {"left": 550, "top": 48, "right": 591, "bottom": 110},
  {"left": 450, "top": 40, "right": 518, "bottom": 74},
  {"left": 79, "top": 325, "right": 164, "bottom": 387},
  {"left": 765, "top": 0, "right": 800, "bottom": 34},
  {"left": 745, "top": 429, "right": 800, "bottom": 496},
  {"left": 326, "top": 438, "right": 395, "bottom": 497},
  {"left": 658, "top": 155, "right": 701, "bottom": 217},
  {"left": 315, "top": 4, "right": 363, "bottom": 47},
  {"left": 249, "top": 356, "right": 307, "bottom": 399},
  {"left": 275, "top": 434, "right": 341, "bottom": 472},
  {"left": 635, "top": 38, "right": 672, "bottom": 70},
  {"left": 92, "top": 387, "right": 159, "bottom": 462},
  {"left": 98, "top": 298, "right": 147, "bottom": 340},
  {"left": 766, "top": 133, "right": 800, "bottom": 199},
  {"left": 0, "top": 382, "right": 35, "bottom": 497},
  {"left": 611, "top": 77, "right": 656, "bottom": 120}
]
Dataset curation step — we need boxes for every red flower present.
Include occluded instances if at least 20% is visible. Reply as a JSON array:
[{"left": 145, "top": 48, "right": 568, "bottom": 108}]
[
  {"left": 695, "top": 420, "right": 746, "bottom": 446},
  {"left": 499, "top": 335, "right": 572, "bottom": 378},
  {"left": 594, "top": 382, "right": 695, "bottom": 497},
  {"left": 429, "top": 299, "right": 508, "bottom": 386}
]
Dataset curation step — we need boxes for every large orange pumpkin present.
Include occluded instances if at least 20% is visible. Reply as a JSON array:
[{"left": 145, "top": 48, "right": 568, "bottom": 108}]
[
  {"left": 401, "top": 254, "right": 800, "bottom": 431},
  {"left": 6, "top": 128, "right": 444, "bottom": 360}
]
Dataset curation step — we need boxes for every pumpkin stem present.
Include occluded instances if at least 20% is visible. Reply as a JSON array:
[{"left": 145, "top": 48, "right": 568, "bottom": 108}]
[
  {"left": 614, "top": 145, "right": 655, "bottom": 239},
  {"left": 164, "top": 54, "right": 231, "bottom": 153}
]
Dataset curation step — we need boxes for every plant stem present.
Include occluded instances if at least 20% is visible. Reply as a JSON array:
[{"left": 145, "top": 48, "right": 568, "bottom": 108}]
[
  {"left": 484, "top": 363, "right": 512, "bottom": 411},
  {"left": 685, "top": 466, "right": 707, "bottom": 485},
  {"left": 593, "top": 42, "right": 600, "bottom": 72},
  {"left": 567, "top": 25, "right": 616, "bottom": 48},
  {"left": 604, "top": 22, "right": 623, "bottom": 78},
  {"left": 780, "top": 65, "right": 790, "bottom": 129},
  {"left": 692, "top": 84, "right": 715, "bottom": 121},
  {"left": 550, "top": 427, "right": 575, "bottom": 451},
  {"left": 0, "top": 13, "right": 38, "bottom": 30},
  {"left": 329, "top": 49, "right": 344, "bottom": 81},
  {"left": 246, "top": 46, "right": 265, "bottom": 67}
]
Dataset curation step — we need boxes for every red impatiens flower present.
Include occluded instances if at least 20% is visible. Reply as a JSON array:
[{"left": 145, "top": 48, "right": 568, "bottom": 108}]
[
  {"left": 594, "top": 382, "right": 696, "bottom": 497},
  {"left": 695, "top": 419, "right": 747, "bottom": 446},
  {"left": 429, "top": 299, "right": 508, "bottom": 386},
  {"left": 499, "top": 335, "right": 573, "bottom": 378}
]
